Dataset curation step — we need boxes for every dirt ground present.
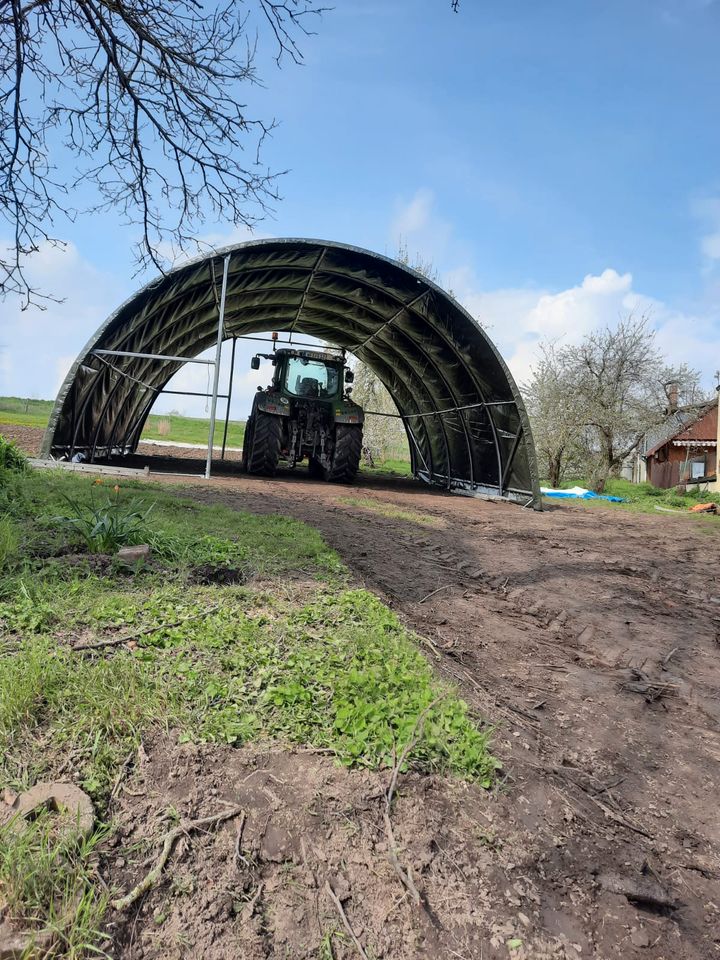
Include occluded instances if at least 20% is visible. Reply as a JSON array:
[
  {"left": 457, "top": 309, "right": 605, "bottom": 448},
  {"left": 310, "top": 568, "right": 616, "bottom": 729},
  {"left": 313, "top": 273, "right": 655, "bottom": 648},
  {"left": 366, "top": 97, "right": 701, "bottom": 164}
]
[{"left": 6, "top": 424, "right": 720, "bottom": 959}]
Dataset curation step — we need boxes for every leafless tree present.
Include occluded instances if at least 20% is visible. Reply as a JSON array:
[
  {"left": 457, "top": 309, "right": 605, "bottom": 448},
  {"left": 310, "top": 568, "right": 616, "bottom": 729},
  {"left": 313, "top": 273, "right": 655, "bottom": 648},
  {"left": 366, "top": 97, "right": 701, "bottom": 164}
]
[
  {"left": 1, "top": 1, "right": 462, "bottom": 309},
  {"left": 522, "top": 340, "right": 586, "bottom": 489},
  {"left": 525, "top": 316, "right": 708, "bottom": 491},
  {"left": 1, "top": 0, "right": 328, "bottom": 307},
  {"left": 396, "top": 237, "right": 440, "bottom": 284},
  {"left": 351, "top": 360, "right": 408, "bottom": 466}
]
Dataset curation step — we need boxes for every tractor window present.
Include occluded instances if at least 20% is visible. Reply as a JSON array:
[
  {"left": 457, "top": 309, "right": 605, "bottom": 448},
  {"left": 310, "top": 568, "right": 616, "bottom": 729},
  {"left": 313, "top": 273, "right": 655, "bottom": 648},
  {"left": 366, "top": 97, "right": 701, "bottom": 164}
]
[{"left": 284, "top": 358, "right": 340, "bottom": 398}]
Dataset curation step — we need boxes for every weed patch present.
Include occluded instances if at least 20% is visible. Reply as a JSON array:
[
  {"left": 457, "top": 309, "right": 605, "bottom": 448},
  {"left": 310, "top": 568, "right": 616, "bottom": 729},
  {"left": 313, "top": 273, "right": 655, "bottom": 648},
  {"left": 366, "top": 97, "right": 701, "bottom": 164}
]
[
  {"left": 0, "top": 433, "right": 29, "bottom": 472},
  {"left": 52, "top": 486, "right": 157, "bottom": 553},
  {"left": 338, "top": 495, "right": 441, "bottom": 527},
  {"left": 0, "top": 809, "right": 109, "bottom": 956}
]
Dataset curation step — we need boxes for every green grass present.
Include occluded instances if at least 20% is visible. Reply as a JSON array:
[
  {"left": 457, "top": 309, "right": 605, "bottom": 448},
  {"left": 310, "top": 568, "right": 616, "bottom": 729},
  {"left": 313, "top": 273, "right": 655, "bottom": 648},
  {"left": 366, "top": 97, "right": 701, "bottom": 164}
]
[
  {"left": 1, "top": 471, "right": 493, "bottom": 787},
  {"left": 142, "top": 412, "right": 246, "bottom": 448},
  {"left": 0, "top": 809, "right": 109, "bottom": 958},
  {"left": 338, "top": 495, "right": 441, "bottom": 526},
  {"left": 363, "top": 457, "right": 412, "bottom": 476},
  {"left": 0, "top": 397, "right": 247, "bottom": 447},
  {"left": 0, "top": 396, "right": 53, "bottom": 430},
  {"left": 0, "top": 467, "right": 496, "bottom": 957},
  {"left": 0, "top": 410, "right": 50, "bottom": 428},
  {"left": 547, "top": 476, "right": 720, "bottom": 518}
]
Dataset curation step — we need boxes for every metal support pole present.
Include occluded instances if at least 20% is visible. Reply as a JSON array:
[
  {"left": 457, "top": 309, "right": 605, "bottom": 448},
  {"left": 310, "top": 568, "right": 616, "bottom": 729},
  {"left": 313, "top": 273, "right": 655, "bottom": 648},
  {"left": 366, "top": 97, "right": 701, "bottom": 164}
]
[
  {"left": 220, "top": 336, "right": 237, "bottom": 460},
  {"left": 93, "top": 349, "right": 215, "bottom": 364},
  {"left": 205, "top": 255, "right": 230, "bottom": 479}
]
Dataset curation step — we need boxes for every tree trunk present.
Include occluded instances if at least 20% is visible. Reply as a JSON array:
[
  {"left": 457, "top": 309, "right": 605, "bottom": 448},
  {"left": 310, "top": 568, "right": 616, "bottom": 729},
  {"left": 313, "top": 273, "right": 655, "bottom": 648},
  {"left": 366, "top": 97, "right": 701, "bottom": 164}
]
[
  {"left": 592, "top": 431, "right": 614, "bottom": 493},
  {"left": 548, "top": 452, "right": 563, "bottom": 489}
]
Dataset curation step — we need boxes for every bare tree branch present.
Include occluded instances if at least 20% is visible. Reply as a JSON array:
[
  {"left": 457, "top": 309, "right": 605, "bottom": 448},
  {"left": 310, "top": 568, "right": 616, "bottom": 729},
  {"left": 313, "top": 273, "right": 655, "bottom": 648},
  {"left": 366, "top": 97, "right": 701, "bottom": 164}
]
[
  {"left": 0, "top": 0, "right": 328, "bottom": 306},
  {"left": 1, "top": 0, "right": 462, "bottom": 306}
]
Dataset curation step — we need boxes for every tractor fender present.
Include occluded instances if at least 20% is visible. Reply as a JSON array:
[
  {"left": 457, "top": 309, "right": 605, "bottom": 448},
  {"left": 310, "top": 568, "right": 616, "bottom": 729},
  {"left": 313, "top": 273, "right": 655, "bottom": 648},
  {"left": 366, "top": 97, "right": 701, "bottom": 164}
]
[
  {"left": 253, "top": 391, "right": 291, "bottom": 416},
  {"left": 333, "top": 401, "right": 364, "bottom": 425}
]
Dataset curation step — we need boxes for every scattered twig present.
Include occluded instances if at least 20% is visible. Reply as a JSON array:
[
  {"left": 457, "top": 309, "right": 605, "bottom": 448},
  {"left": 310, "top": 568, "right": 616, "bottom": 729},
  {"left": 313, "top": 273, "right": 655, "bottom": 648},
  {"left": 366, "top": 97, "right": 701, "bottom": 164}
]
[
  {"left": 551, "top": 767, "right": 653, "bottom": 840},
  {"left": 382, "top": 700, "right": 441, "bottom": 907},
  {"left": 110, "top": 750, "right": 135, "bottom": 802},
  {"left": 383, "top": 811, "right": 422, "bottom": 907},
  {"left": 74, "top": 604, "right": 221, "bottom": 652},
  {"left": 416, "top": 632, "right": 442, "bottom": 659},
  {"left": 661, "top": 647, "right": 679, "bottom": 669},
  {"left": 419, "top": 584, "right": 452, "bottom": 604},
  {"left": 233, "top": 811, "right": 249, "bottom": 867},
  {"left": 387, "top": 699, "right": 441, "bottom": 810},
  {"left": 120, "top": 784, "right": 146, "bottom": 798},
  {"left": 242, "top": 881, "right": 265, "bottom": 921},
  {"left": 621, "top": 666, "right": 679, "bottom": 703},
  {"left": 111, "top": 805, "right": 243, "bottom": 911},
  {"left": 677, "top": 861, "right": 720, "bottom": 880},
  {"left": 594, "top": 775, "right": 626, "bottom": 795},
  {"left": 325, "top": 880, "right": 369, "bottom": 960}
]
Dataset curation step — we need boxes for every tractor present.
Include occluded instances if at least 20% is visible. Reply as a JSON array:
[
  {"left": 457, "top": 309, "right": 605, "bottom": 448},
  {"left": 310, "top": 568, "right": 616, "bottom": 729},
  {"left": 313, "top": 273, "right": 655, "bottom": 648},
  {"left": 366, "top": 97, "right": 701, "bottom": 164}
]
[{"left": 241, "top": 344, "right": 364, "bottom": 482}]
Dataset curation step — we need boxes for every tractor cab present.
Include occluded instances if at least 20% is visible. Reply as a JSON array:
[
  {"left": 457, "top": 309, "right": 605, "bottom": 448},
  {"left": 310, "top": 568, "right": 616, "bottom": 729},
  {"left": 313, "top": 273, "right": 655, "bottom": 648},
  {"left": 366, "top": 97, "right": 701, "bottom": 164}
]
[{"left": 251, "top": 347, "right": 353, "bottom": 401}]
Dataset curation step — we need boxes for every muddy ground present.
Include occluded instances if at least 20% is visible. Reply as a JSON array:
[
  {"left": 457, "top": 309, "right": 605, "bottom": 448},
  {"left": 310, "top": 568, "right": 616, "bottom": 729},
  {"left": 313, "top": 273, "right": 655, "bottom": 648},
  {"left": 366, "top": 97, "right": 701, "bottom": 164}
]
[{"left": 5, "top": 424, "right": 720, "bottom": 959}]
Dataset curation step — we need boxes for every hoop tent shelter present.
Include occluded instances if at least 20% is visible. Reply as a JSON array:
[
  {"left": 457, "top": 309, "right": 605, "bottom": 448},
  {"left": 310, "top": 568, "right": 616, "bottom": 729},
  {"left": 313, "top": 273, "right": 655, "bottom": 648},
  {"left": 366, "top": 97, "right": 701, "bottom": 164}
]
[{"left": 42, "top": 238, "right": 540, "bottom": 506}]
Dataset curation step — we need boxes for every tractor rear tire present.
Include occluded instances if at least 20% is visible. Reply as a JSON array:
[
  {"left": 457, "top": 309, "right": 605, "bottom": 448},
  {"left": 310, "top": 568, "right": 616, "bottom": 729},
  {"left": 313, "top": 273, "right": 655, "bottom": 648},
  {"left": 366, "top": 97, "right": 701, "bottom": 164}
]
[
  {"left": 325, "top": 424, "right": 362, "bottom": 483},
  {"left": 244, "top": 409, "right": 282, "bottom": 476},
  {"left": 240, "top": 417, "right": 253, "bottom": 473}
]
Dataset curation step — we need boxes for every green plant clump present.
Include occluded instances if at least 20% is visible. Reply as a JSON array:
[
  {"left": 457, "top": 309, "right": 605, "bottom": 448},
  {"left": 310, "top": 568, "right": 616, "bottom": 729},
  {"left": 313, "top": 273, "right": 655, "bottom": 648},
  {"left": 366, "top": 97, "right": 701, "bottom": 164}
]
[
  {"left": 0, "top": 809, "right": 109, "bottom": 957},
  {"left": 0, "top": 434, "right": 29, "bottom": 473},
  {"left": 51, "top": 486, "right": 156, "bottom": 553}
]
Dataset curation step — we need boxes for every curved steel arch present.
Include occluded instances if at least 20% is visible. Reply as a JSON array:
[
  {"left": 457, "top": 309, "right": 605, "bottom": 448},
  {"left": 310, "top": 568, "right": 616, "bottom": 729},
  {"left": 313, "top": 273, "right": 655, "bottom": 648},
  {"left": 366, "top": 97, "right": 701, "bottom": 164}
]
[{"left": 42, "top": 238, "right": 541, "bottom": 505}]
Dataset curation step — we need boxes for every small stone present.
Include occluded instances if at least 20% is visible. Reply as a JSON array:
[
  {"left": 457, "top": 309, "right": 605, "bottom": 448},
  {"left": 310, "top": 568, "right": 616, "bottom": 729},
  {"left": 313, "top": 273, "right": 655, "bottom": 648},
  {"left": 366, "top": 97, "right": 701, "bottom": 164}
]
[
  {"left": 0, "top": 921, "right": 54, "bottom": 959},
  {"left": 12, "top": 782, "right": 94, "bottom": 840},
  {"left": 630, "top": 927, "right": 650, "bottom": 948},
  {"left": 116, "top": 544, "right": 152, "bottom": 567}
]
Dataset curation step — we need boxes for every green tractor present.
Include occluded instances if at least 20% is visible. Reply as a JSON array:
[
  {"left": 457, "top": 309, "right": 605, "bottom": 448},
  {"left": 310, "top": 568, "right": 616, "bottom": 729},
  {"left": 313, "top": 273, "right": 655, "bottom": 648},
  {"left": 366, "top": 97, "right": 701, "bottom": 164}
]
[{"left": 241, "top": 346, "right": 364, "bottom": 482}]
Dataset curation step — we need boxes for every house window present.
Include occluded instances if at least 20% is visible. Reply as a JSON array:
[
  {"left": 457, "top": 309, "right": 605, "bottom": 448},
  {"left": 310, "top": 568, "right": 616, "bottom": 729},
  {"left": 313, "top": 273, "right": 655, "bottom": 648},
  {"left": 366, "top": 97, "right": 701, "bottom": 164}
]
[{"left": 690, "top": 458, "right": 706, "bottom": 479}]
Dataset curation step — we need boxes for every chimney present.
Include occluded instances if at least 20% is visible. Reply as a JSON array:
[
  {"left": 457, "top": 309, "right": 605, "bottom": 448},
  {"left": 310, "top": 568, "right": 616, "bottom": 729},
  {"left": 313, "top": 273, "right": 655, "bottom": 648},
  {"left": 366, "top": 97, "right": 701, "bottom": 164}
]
[{"left": 667, "top": 382, "right": 679, "bottom": 414}]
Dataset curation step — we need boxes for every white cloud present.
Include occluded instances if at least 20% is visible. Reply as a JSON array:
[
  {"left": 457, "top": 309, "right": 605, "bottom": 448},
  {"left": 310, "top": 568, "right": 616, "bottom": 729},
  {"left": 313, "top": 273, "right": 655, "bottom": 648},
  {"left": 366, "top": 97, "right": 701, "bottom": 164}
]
[
  {"left": 390, "top": 188, "right": 434, "bottom": 237},
  {"left": 701, "top": 232, "right": 720, "bottom": 261},
  {"left": 448, "top": 265, "right": 719, "bottom": 389},
  {"left": 0, "top": 241, "right": 123, "bottom": 399},
  {"left": 387, "top": 188, "right": 455, "bottom": 266}
]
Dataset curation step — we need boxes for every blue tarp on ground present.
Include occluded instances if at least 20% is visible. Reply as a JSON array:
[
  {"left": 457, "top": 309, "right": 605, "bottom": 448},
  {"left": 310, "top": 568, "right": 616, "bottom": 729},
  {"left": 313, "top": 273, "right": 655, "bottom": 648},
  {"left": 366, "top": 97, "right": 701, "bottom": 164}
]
[{"left": 541, "top": 486, "right": 626, "bottom": 503}]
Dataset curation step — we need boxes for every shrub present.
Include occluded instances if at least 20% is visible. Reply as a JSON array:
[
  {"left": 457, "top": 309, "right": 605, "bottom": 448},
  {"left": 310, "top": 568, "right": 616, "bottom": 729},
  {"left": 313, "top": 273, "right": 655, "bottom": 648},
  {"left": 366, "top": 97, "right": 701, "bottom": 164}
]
[{"left": 0, "top": 435, "right": 29, "bottom": 473}]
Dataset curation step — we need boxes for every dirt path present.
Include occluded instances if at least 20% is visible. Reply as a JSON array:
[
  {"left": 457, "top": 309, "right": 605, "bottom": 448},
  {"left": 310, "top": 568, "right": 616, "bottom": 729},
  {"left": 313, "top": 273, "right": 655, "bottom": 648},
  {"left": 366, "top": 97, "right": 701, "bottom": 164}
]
[
  {"left": 160, "top": 467, "right": 720, "bottom": 959},
  {"left": 7, "top": 426, "right": 720, "bottom": 957}
]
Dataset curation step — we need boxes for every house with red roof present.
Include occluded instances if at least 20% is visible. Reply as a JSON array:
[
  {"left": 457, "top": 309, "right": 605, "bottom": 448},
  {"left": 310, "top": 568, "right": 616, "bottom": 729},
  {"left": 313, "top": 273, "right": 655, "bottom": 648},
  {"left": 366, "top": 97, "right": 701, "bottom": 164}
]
[{"left": 644, "top": 398, "right": 718, "bottom": 489}]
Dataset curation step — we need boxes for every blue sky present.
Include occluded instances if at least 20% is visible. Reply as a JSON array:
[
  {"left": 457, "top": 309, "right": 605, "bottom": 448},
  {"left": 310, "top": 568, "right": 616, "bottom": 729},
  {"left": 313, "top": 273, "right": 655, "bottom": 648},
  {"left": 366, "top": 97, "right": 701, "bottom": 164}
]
[{"left": 2, "top": 0, "right": 720, "bottom": 417}]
